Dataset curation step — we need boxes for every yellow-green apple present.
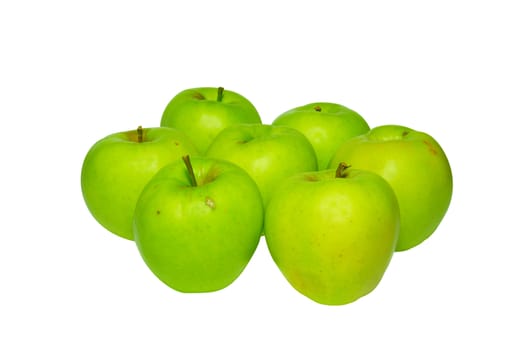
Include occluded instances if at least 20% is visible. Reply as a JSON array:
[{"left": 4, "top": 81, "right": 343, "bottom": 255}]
[
  {"left": 133, "top": 155, "right": 264, "bottom": 292},
  {"left": 206, "top": 124, "right": 318, "bottom": 206},
  {"left": 272, "top": 102, "right": 370, "bottom": 169},
  {"left": 161, "top": 87, "right": 261, "bottom": 153},
  {"left": 329, "top": 125, "right": 452, "bottom": 251},
  {"left": 81, "top": 126, "right": 198, "bottom": 240},
  {"left": 265, "top": 163, "right": 400, "bottom": 305}
]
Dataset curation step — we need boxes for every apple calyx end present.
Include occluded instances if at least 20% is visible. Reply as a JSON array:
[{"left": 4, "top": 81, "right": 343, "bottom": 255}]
[
  {"left": 217, "top": 87, "right": 225, "bottom": 102},
  {"left": 182, "top": 155, "right": 198, "bottom": 187},
  {"left": 335, "top": 162, "right": 351, "bottom": 178},
  {"left": 313, "top": 105, "right": 322, "bottom": 112}
]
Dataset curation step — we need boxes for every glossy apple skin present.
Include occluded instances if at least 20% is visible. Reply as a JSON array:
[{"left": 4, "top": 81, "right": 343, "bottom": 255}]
[
  {"left": 81, "top": 127, "right": 198, "bottom": 240},
  {"left": 133, "top": 156, "right": 264, "bottom": 293},
  {"left": 330, "top": 125, "right": 453, "bottom": 251},
  {"left": 272, "top": 102, "right": 369, "bottom": 170},
  {"left": 161, "top": 87, "right": 262, "bottom": 154},
  {"left": 206, "top": 124, "right": 318, "bottom": 206},
  {"left": 265, "top": 168, "right": 400, "bottom": 305}
]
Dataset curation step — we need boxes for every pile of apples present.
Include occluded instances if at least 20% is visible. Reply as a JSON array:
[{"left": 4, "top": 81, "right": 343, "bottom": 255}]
[{"left": 81, "top": 86, "right": 453, "bottom": 305}]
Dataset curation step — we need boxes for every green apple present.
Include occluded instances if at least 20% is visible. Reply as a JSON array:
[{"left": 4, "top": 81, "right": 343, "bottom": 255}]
[
  {"left": 81, "top": 126, "right": 198, "bottom": 240},
  {"left": 265, "top": 163, "right": 400, "bottom": 305},
  {"left": 206, "top": 124, "right": 318, "bottom": 206},
  {"left": 133, "top": 155, "right": 264, "bottom": 292},
  {"left": 272, "top": 102, "right": 370, "bottom": 170},
  {"left": 329, "top": 125, "right": 453, "bottom": 251},
  {"left": 160, "top": 86, "right": 262, "bottom": 154}
]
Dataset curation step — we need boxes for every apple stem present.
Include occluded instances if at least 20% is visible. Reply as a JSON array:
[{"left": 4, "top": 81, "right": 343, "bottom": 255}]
[
  {"left": 182, "top": 155, "right": 198, "bottom": 187},
  {"left": 217, "top": 87, "right": 224, "bottom": 102},
  {"left": 314, "top": 105, "right": 322, "bottom": 112},
  {"left": 137, "top": 125, "right": 143, "bottom": 143},
  {"left": 335, "top": 162, "right": 351, "bottom": 178}
]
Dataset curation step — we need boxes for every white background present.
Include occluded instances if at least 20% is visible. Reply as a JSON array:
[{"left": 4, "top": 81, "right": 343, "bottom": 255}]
[{"left": 1, "top": 1, "right": 522, "bottom": 348}]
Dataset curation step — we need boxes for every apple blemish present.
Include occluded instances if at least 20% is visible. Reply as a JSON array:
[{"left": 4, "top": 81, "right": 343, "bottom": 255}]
[
  {"left": 205, "top": 197, "right": 216, "bottom": 210},
  {"left": 192, "top": 92, "right": 205, "bottom": 100},
  {"left": 423, "top": 140, "right": 438, "bottom": 155}
]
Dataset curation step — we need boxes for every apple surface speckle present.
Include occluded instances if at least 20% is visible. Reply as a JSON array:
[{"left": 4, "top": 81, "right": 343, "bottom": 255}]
[{"left": 205, "top": 197, "right": 216, "bottom": 209}]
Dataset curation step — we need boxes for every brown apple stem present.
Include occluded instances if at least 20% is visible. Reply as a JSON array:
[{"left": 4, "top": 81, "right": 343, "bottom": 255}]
[
  {"left": 335, "top": 162, "right": 350, "bottom": 178},
  {"left": 182, "top": 155, "right": 198, "bottom": 187},
  {"left": 314, "top": 105, "right": 322, "bottom": 112},
  {"left": 217, "top": 86, "right": 224, "bottom": 102},
  {"left": 137, "top": 125, "right": 143, "bottom": 143}
]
